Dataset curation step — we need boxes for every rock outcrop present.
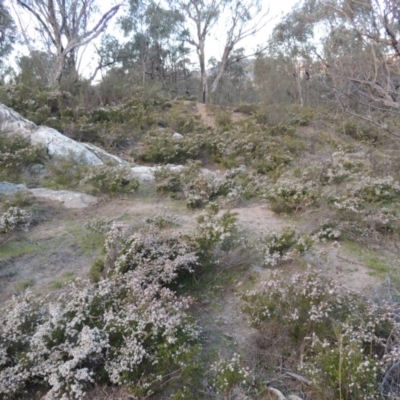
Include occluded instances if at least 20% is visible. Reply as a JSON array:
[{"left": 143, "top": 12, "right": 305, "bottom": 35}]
[
  {"left": 0, "top": 103, "right": 217, "bottom": 184},
  {"left": 0, "top": 103, "right": 103, "bottom": 165},
  {"left": 0, "top": 182, "right": 97, "bottom": 208},
  {"left": 29, "top": 188, "right": 98, "bottom": 208},
  {"left": 130, "top": 165, "right": 185, "bottom": 182},
  {"left": 0, "top": 182, "right": 28, "bottom": 195}
]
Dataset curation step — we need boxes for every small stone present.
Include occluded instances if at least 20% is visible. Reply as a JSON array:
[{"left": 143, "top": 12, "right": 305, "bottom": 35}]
[
  {"left": 29, "top": 164, "right": 46, "bottom": 175},
  {"left": 172, "top": 132, "right": 184, "bottom": 140}
]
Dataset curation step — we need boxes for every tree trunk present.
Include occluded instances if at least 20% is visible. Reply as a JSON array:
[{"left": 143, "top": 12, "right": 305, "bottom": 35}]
[
  {"left": 198, "top": 42, "right": 208, "bottom": 103},
  {"left": 50, "top": 55, "right": 65, "bottom": 87},
  {"left": 210, "top": 46, "right": 232, "bottom": 95}
]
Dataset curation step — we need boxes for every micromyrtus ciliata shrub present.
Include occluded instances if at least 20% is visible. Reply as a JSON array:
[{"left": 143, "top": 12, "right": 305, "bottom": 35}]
[
  {"left": 0, "top": 220, "right": 201, "bottom": 399},
  {"left": 211, "top": 353, "right": 252, "bottom": 399},
  {"left": 81, "top": 165, "right": 140, "bottom": 196},
  {"left": 0, "top": 207, "right": 32, "bottom": 234},
  {"left": 242, "top": 268, "right": 400, "bottom": 399}
]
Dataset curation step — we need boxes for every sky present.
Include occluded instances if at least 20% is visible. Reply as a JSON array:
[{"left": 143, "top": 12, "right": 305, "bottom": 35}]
[
  {"left": 205, "top": 0, "right": 299, "bottom": 62},
  {"left": 8, "top": 0, "right": 300, "bottom": 79}
]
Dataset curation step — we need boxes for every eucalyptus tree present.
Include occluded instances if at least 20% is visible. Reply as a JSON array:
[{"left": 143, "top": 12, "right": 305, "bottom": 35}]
[
  {"left": 15, "top": 0, "right": 121, "bottom": 87},
  {"left": 272, "top": 0, "right": 400, "bottom": 134},
  {"left": 0, "top": 0, "right": 16, "bottom": 78},
  {"left": 97, "top": 0, "right": 190, "bottom": 91},
  {"left": 169, "top": 0, "right": 269, "bottom": 103}
]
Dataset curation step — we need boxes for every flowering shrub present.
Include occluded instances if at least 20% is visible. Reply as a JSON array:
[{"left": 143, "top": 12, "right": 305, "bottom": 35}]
[
  {"left": 112, "top": 227, "right": 198, "bottom": 283},
  {"left": 0, "top": 132, "right": 47, "bottom": 180},
  {"left": 243, "top": 268, "right": 361, "bottom": 344},
  {"left": 242, "top": 268, "right": 400, "bottom": 399},
  {"left": 155, "top": 163, "right": 270, "bottom": 208},
  {"left": 0, "top": 206, "right": 32, "bottom": 234},
  {"left": 321, "top": 160, "right": 351, "bottom": 185},
  {"left": 155, "top": 162, "right": 232, "bottom": 208},
  {"left": 258, "top": 227, "right": 313, "bottom": 267},
  {"left": 90, "top": 222, "right": 198, "bottom": 285},
  {"left": 0, "top": 273, "right": 198, "bottom": 399},
  {"left": 184, "top": 174, "right": 225, "bottom": 208},
  {"left": 84, "top": 217, "right": 108, "bottom": 233},
  {"left": 330, "top": 176, "right": 400, "bottom": 234},
  {"left": 312, "top": 220, "right": 342, "bottom": 242},
  {"left": 194, "top": 203, "right": 239, "bottom": 264},
  {"left": 82, "top": 165, "right": 139, "bottom": 195},
  {"left": 145, "top": 212, "right": 180, "bottom": 229},
  {"left": 303, "top": 329, "right": 382, "bottom": 399},
  {"left": 266, "top": 178, "right": 319, "bottom": 214},
  {"left": 223, "top": 166, "right": 269, "bottom": 201},
  {"left": 352, "top": 176, "right": 400, "bottom": 204},
  {"left": 211, "top": 354, "right": 252, "bottom": 398}
]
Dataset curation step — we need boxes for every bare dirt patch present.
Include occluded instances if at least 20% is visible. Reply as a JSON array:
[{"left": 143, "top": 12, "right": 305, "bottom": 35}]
[
  {"left": 196, "top": 102, "right": 248, "bottom": 128},
  {"left": 196, "top": 102, "right": 216, "bottom": 128}
]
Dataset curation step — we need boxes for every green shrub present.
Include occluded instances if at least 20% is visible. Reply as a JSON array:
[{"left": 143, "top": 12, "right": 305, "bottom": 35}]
[
  {"left": 82, "top": 165, "right": 139, "bottom": 196},
  {"left": 234, "top": 103, "right": 258, "bottom": 115},
  {"left": 214, "top": 110, "right": 233, "bottom": 131},
  {"left": 44, "top": 156, "right": 87, "bottom": 189},
  {"left": 138, "top": 128, "right": 207, "bottom": 164},
  {"left": 267, "top": 179, "right": 319, "bottom": 214},
  {"left": 89, "top": 258, "right": 105, "bottom": 283},
  {"left": 0, "top": 131, "right": 47, "bottom": 181},
  {"left": 193, "top": 203, "right": 239, "bottom": 264}
]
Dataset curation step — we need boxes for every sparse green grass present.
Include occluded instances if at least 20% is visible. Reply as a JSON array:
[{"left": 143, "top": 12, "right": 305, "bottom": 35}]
[
  {"left": 365, "top": 256, "right": 392, "bottom": 276},
  {"left": 60, "top": 221, "right": 105, "bottom": 255},
  {"left": 15, "top": 279, "right": 35, "bottom": 291},
  {"left": 343, "top": 241, "right": 398, "bottom": 279},
  {"left": 50, "top": 272, "right": 76, "bottom": 289},
  {"left": 0, "top": 240, "right": 37, "bottom": 260}
]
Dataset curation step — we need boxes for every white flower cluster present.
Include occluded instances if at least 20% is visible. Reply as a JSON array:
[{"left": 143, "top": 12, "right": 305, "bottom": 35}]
[
  {"left": 185, "top": 174, "right": 224, "bottom": 208},
  {"left": 243, "top": 268, "right": 359, "bottom": 328},
  {"left": 266, "top": 178, "right": 318, "bottom": 211},
  {"left": 353, "top": 176, "right": 400, "bottom": 202},
  {"left": 0, "top": 207, "right": 32, "bottom": 234},
  {"left": 84, "top": 217, "right": 108, "bottom": 233},
  {"left": 324, "top": 163, "right": 350, "bottom": 184},
  {"left": 334, "top": 176, "right": 400, "bottom": 210},
  {"left": 0, "top": 270, "right": 198, "bottom": 399},
  {"left": 331, "top": 176, "right": 400, "bottom": 231},
  {"left": 112, "top": 225, "right": 198, "bottom": 284},
  {"left": 211, "top": 353, "right": 252, "bottom": 395},
  {"left": 195, "top": 203, "right": 239, "bottom": 253},
  {"left": 258, "top": 227, "right": 311, "bottom": 267},
  {"left": 243, "top": 268, "right": 400, "bottom": 398},
  {"left": 1, "top": 147, "right": 41, "bottom": 169},
  {"left": 312, "top": 220, "right": 341, "bottom": 242}
]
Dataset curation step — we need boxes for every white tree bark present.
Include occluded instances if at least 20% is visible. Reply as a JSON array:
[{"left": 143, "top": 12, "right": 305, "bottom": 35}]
[{"left": 16, "top": 0, "right": 121, "bottom": 86}]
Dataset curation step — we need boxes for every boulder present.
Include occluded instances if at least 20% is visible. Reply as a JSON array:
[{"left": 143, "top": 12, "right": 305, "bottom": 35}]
[
  {"left": 81, "top": 143, "right": 130, "bottom": 165},
  {"left": 0, "top": 182, "right": 28, "bottom": 195},
  {"left": 130, "top": 164, "right": 185, "bottom": 182},
  {"left": 29, "top": 188, "right": 98, "bottom": 208},
  {"left": 0, "top": 103, "right": 102, "bottom": 165}
]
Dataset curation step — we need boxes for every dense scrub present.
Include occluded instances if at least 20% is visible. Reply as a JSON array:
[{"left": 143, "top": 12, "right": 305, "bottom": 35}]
[{"left": 2, "top": 88, "right": 400, "bottom": 398}]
